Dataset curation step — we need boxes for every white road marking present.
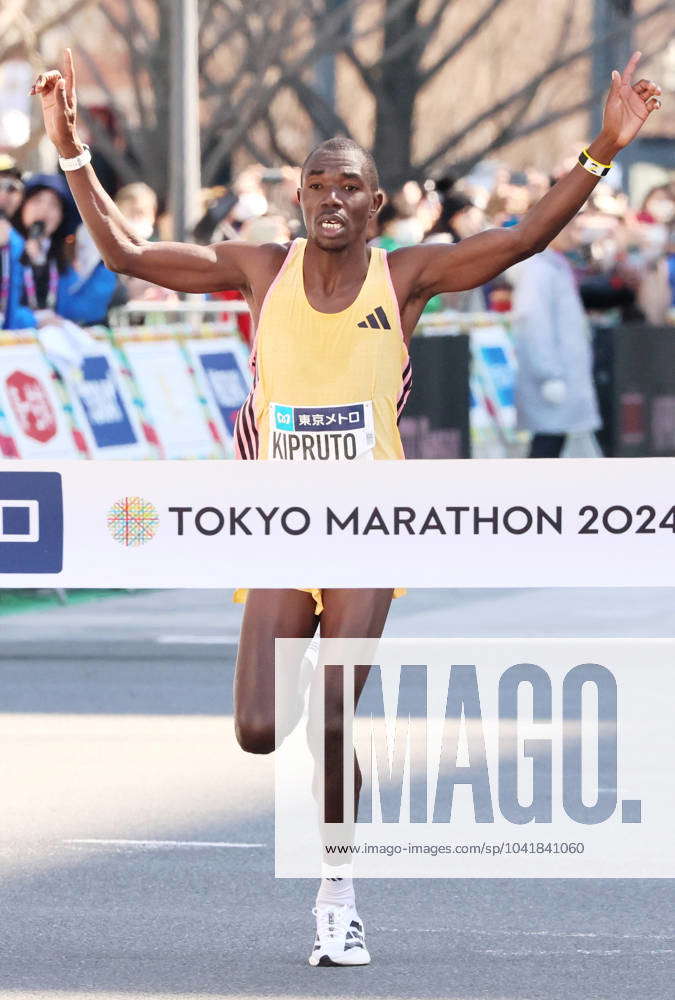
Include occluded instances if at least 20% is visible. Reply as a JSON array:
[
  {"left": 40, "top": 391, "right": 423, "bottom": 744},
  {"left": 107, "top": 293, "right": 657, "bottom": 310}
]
[
  {"left": 376, "top": 927, "right": 673, "bottom": 940},
  {"left": 155, "top": 635, "right": 238, "bottom": 644},
  {"left": 64, "top": 839, "right": 265, "bottom": 848}
]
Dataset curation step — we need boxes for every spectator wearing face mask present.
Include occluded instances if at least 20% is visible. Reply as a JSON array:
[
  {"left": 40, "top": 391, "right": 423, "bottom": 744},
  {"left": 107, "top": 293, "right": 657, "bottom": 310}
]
[
  {"left": 115, "top": 182, "right": 159, "bottom": 241},
  {"left": 0, "top": 155, "right": 34, "bottom": 330},
  {"left": 14, "top": 173, "right": 117, "bottom": 327},
  {"left": 636, "top": 184, "right": 675, "bottom": 227},
  {"left": 113, "top": 182, "right": 178, "bottom": 306}
]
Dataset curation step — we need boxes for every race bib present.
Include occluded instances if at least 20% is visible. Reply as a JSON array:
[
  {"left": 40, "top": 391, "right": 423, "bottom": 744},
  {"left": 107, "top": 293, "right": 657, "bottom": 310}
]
[{"left": 269, "top": 401, "right": 375, "bottom": 461}]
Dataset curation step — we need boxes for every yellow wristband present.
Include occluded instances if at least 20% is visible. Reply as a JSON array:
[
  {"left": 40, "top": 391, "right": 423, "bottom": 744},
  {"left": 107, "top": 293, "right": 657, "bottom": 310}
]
[{"left": 578, "top": 148, "right": 612, "bottom": 177}]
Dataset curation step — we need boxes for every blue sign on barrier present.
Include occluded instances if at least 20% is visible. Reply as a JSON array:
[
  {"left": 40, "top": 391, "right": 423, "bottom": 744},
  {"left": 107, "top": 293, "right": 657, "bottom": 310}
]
[
  {"left": 77, "top": 355, "right": 138, "bottom": 448},
  {"left": 0, "top": 471, "right": 63, "bottom": 573},
  {"left": 478, "top": 345, "right": 515, "bottom": 408},
  {"left": 199, "top": 351, "right": 249, "bottom": 435}
]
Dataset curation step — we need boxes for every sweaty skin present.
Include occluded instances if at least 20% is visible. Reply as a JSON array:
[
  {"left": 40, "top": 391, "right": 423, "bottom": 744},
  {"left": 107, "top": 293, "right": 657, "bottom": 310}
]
[{"left": 31, "top": 50, "right": 663, "bottom": 793}]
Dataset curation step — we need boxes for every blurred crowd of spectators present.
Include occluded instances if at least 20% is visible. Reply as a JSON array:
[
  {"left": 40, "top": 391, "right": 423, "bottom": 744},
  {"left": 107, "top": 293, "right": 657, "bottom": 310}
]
[
  {"left": 1, "top": 143, "right": 674, "bottom": 338},
  {"left": 371, "top": 164, "right": 675, "bottom": 327}
]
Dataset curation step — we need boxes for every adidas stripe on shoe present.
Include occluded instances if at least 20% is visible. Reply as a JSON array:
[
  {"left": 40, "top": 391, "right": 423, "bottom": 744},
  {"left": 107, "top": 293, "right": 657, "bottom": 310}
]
[{"left": 309, "top": 903, "right": 371, "bottom": 966}]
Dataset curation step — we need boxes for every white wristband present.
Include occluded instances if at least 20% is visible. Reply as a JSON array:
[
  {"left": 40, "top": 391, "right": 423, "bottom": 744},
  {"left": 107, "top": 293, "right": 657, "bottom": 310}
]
[{"left": 58, "top": 144, "right": 91, "bottom": 172}]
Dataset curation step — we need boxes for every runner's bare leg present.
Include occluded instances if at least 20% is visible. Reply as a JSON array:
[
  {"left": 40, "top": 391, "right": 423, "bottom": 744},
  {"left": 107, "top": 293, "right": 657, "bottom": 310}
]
[
  {"left": 310, "top": 589, "right": 393, "bottom": 836},
  {"left": 234, "top": 589, "right": 317, "bottom": 754}
]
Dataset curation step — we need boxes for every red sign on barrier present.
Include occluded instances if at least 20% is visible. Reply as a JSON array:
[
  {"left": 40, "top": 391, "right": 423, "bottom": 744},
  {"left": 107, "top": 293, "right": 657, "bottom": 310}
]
[{"left": 5, "top": 370, "right": 58, "bottom": 443}]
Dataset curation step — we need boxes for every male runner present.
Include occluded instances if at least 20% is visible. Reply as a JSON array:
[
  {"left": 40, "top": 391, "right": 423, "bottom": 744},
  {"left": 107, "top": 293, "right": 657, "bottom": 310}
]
[{"left": 33, "top": 48, "right": 661, "bottom": 967}]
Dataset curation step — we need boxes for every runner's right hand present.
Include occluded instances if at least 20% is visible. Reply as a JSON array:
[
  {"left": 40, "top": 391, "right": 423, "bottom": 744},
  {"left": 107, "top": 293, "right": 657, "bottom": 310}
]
[{"left": 30, "top": 48, "right": 82, "bottom": 157}]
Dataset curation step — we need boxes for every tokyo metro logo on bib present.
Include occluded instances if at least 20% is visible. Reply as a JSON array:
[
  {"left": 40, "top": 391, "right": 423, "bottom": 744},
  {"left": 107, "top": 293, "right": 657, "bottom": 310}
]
[{"left": 273, "top": 405, "right": 294, "bottom": 430}]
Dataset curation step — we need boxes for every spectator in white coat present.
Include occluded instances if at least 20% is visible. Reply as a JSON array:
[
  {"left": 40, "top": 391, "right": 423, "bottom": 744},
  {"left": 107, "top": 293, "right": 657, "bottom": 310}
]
[{"left": 512, "top": 217, "right": 602, "bottom": 457}]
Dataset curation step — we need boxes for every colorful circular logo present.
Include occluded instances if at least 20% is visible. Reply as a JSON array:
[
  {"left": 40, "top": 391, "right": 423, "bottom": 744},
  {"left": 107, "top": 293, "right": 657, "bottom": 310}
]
[{"left": 107, "top": 496, "right": 159, "bottom": 547}]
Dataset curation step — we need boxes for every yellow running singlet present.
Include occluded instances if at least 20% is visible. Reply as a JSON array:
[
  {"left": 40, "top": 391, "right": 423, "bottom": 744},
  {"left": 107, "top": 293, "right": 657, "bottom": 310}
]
[{"left": 233, "top": 237, "right": 411, "bottom": 612}]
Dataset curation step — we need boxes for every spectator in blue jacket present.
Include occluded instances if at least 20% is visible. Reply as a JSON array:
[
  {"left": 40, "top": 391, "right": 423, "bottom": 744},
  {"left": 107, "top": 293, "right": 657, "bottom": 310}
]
[
  {"left": 0, "top": 157, "right": 35, "bottom": 330},
  {"left": 13, "top": 173, "right": 118, "bottom": 328},
  {"left": 58, "top": 222, "right": 119, "bottom": 325}
]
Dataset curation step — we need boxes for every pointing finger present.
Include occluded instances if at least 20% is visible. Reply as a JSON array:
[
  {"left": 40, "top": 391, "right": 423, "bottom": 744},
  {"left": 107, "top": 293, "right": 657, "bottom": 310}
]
[
  {"left": 64, "top": 48, "right": 76, "bottom": 105},
  {"left": 621, "top": 50, "right": 641, "bottom": 86}
]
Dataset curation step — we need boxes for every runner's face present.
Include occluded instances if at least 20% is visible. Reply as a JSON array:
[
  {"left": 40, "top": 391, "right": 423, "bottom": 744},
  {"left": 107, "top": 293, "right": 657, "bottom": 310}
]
[{"left": 299, "top": 152, "right": 382, "bottom": 251}]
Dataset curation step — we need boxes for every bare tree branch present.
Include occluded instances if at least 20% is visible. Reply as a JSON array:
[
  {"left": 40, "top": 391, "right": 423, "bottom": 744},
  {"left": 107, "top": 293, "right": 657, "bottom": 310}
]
[
  {"left": 99, "top": 6, "right": 152, "bottom": 156},
  {"left": 261, "top": 107, "right": 298, "bottom": 165},
  {"left": 417, "top": 0, "right": 671, "bottom": 175},
  {"left": 375, "top": 0, "right": 448, "bottom": 69},
  {"left": 198, "top": 0, "right": 249, "bottom": 73},
  {"left": 285, "top": 75, "right": 353, "bottom": 139},
  {"left": 0, "top": 0, "right": 96, "bottom": 64},
  {"left": 241, "top": 130, "right": 274, "bottom": 167},
  {"left": 0, "top": 0, "right": 27, "bottom": 38},
  {"left": 126, "top": 0, "right": 153, "bottom": 54},
  {"left": 203, "top": 0, "right": 361, "bottom": 179},
  {"left": 418, "top": 0, "right": 505, "bottom": 86},
  {"left": 199, "top": 0, "right": 221, "bottom": 32},
  {"left": 77, "top": 106, "right": 140, "bottom": 184},
  {"left": 74, "top": 42, "right": 145, "bottom": 166}
]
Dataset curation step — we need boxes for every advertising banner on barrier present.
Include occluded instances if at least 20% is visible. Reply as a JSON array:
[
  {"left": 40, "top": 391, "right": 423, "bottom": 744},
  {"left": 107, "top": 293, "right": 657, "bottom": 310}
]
[
  {"left": 0, "top": 458, "right": 674, "bottom": 587},
  {"left": 183, "top": 336, "right": 251, "bottom": 454},
  {"left": 63, "top": 344, "right": 150, "bottom": 460},
  {"left": 471, "top": 324, "right": 518, "bottom": 438},
  {"left": 0, "top": 342, "right": 80, "bottom": 460},
  {"left": 116, "top": 336, "right": 221, "bottom": 459}
]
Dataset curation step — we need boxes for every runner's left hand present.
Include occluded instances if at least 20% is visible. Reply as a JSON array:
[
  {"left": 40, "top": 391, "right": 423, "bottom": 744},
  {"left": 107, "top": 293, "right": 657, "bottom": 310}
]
[{"left": 602, "top": 51, "right": 662, "bottom": 150}]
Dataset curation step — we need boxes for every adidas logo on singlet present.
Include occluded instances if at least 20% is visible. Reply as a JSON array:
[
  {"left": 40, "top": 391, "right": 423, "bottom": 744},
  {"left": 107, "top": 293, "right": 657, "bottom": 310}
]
[{"left": 357, "top": 306, "right": 391, "bottom": 330}]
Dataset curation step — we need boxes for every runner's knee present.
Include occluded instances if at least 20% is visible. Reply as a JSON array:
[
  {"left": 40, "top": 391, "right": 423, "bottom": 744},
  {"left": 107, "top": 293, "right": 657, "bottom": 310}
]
[{"left": 235, "top": 713, "right": 275, "bottom": 754}]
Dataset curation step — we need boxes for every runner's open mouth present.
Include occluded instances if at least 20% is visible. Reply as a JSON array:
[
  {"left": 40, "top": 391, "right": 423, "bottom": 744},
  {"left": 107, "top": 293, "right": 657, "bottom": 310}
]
[{"left": 318, "top": 216, "right": 345, "bottom": 233}]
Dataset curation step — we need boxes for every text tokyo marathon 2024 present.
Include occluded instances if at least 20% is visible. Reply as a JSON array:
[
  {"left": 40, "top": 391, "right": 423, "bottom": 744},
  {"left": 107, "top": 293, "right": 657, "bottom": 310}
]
[{"left": 167, "top": 504, "right": 569, "bottom": 537}]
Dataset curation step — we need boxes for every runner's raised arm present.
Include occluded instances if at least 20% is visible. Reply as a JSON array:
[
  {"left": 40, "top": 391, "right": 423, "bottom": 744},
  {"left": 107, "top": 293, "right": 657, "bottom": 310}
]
[
  {"left": 394, "top": 51, "right": 662, "bottom": 302},
  {"left": 31, "top": 49, "right": 264, "bottom": 294}
]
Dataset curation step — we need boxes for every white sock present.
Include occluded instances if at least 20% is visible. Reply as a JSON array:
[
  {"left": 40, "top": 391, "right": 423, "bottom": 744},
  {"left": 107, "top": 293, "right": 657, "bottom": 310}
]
[{"left": 316, "top": 876, "right": 355, "bottom": 908}]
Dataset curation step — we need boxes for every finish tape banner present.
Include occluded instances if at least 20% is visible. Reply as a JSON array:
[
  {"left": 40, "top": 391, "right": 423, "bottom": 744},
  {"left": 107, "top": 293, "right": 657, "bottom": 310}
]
[{"left": 0, "top": 458, "right": 674, "bottom": 587}]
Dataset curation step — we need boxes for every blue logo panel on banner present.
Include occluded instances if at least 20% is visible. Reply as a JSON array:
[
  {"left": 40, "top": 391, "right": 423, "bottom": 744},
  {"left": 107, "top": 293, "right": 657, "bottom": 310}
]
[
  {"left": 0, "top": 471, "right": 63, "bottom": 573},
  {"left": 78, "top": 355, "right": 138, "bottom": 448},
  {"left": 199, "top": 351, "right": 249, "bottom": 435},
  {"left": 479, "top": 345, "right": 515, "bottom": 408}
]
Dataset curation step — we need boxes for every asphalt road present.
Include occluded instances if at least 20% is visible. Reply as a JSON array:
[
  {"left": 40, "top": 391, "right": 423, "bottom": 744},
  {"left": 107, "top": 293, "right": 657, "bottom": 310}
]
[{"left": 1, "top": 587, "right": 674, "bottom": 1000}]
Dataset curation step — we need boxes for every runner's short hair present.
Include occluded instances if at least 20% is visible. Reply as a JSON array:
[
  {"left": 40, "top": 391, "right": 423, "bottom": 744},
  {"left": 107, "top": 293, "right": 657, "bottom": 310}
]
[{"left": 302, "top": 137, "right": 380, "bottom": 191}]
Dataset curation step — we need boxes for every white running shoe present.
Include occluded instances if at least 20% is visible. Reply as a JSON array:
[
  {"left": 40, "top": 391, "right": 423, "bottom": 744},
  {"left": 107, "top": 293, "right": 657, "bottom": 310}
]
[{"left": 308, "top": 903, "right": 371, "bottom": 966}]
